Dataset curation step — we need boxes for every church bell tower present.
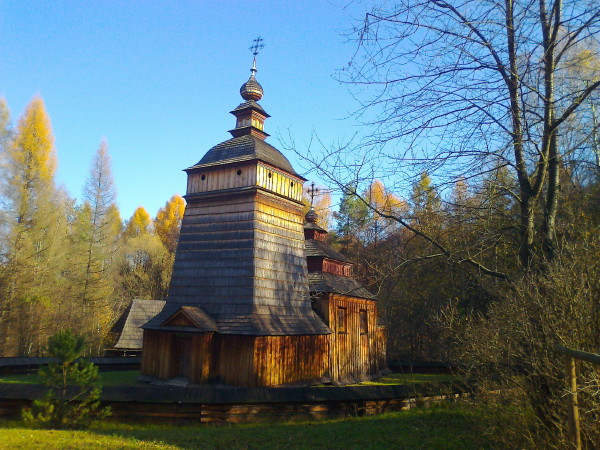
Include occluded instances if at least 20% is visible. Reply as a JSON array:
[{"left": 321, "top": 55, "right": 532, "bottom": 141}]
[{"left": 141, "top": 40, "right": 331, "bottom": 387}]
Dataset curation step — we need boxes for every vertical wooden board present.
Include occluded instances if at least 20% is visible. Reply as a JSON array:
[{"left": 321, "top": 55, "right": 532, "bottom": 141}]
[
  {"left": 254, "top": 337, "right": 264, "bottom": 385},
  {"left": 257, "top": 165, "right": 263, "bottom": 188},
  {"left": 274, "top": 338, "right": 279, "bottom": 386},
  {"left": 245, "top": 337, "right": 255, "bottom": 387},
  {"left": 268, "top": 337, "right": 274, "bottom": 386},
  {"left": 262, "top": 337, "right": 269, "bottom": 386},
  {"left": 252, "top": 338, "right": 259, "bottom": 385}
]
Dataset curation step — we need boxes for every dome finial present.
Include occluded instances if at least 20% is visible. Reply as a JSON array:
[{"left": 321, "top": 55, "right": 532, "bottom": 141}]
[
  {"left": 305, "top": 182, "right": 320, "bottom": 223},
  {"left": 305, "top": 207, "right": 319, "bottom": 224},
  {"left": 240, "top": 37, "right": 265, "bottom": 101}
]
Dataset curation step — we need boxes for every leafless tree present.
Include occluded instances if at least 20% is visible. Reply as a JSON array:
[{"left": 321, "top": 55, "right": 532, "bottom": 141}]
[{"left": 302, "top": 0, "right": 600, "bottom": 273}]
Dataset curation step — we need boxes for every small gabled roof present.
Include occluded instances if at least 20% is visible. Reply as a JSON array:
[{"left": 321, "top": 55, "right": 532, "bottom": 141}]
[
  {"left": 305, "top": 239, "right": 352, "bottom": 264},
  {"left": 186, "top": 135, "right": 301, "bottom": 177},
  {"left": 308, "top": 272, "right": 377, "bottom": 300},
  {"left": 113, "top": 299, "right": 166, "bottom": 350},
  {"left": 161, "top": 306, "right": 219, "bottom": 332}
]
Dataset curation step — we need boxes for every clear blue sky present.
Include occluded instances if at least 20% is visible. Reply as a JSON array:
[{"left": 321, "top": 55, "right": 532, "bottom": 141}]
[{"left": 0, "top": 0, "right": 368, "bottom": 220}]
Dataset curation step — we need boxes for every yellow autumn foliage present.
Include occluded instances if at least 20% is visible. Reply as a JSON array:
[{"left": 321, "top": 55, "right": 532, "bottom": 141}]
[
  {"left": 124, "top": 206, "right": 152, "bottom": 237},
  {"left": 154, "top": 194, "right": 186, "bottom": 253},
  {"left": 11, "top": 96, "right": 57, "bottom": 185},
  {"left": 365, "top": 180, "right": 406, "bottom": 216}
]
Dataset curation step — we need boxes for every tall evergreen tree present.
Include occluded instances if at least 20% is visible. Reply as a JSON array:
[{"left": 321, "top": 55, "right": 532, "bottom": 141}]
[
  {"left": 70, "top": 140, "right": 120, "bottom": 352},
  {"left": 0, "top": 96, "right": 68, "bottom": 355},
  {"left": 334, "top": 184, "right": 370, "bottom": 245},
  {"left": 0, "top": 98, "right": 13, "bottom": 354}
]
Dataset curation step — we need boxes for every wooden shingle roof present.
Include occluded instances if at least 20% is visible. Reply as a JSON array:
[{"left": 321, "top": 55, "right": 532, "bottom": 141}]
[
  {"left": 114, "top": 299, "right": 166, "bottom": 350},
  {"left": 186, "top": 135, "right": 301, "bottom": 177},
  {"left": 305, "top": 239, "right": 352, "bottom": 263},
  {"left": 308, "top": 272, "right": 377, "bottom": 300},
  {"left": 144, "top": 303, "right": 330, "bottom": 336},
  {"left": 230, "top": 100, "right": 269, "bottom": 116}
]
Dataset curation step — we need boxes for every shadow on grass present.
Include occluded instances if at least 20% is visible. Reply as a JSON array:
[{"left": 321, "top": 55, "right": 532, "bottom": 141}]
[{"left": 87, "top": 403, "right": 495, "bottom": 449}]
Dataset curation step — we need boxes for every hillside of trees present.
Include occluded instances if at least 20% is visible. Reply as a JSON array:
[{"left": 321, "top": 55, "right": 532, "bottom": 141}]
[
  {"left": 0, "top": 96, "right": 185, "bottom": 356},
  {"left": 297, "top": 0, "right": 600, "bottom": 445}
]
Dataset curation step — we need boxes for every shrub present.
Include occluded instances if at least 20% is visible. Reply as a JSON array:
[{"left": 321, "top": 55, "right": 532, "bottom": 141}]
[
  {"left": 22, "top": 329, "right": 111, "bottom": 429},
  {"left": 441, "top": 239, "right": 600, "bottom": 448}
]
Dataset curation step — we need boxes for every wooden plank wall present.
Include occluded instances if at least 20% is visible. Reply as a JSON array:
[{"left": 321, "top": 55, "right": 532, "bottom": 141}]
[
  {"left": 256, "top": 163, "right": 303, "bottom": 202},
  {"left": 186, "top": 162, "right": 304, "bottom": 203},
  {"left": 142, "top": 332, "right": 330, "bottom": 387},
  {"left": 0, "top": 390, "right": 472, "bottom": 422},
  {"left": 314, "top": 295, "right": 385, "bottom": 382},
  {"left": 251, "top": 335, "right": 329, "bottom": 387},
  {"left": 213, "top": 335, "right": 329, "bottom": 387},
  {"left": 187, "top": 164, "right": 257, "bottom": 195},
  {"left": 141, "top": 331, "right": 213, "bottom": 383},
  {"left": 141, "top": 330, "right": 173, "bottom": 380}
]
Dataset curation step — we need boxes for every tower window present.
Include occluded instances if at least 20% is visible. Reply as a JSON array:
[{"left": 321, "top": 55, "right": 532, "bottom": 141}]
[
  {"left": 237, "top": 170, "right": 242, "bottom": 175},
  {"left": 201, "top": 174, "right": 206, "bottom": 181},
  {"left": 268, "top": 172, "right": 272, "bottom": 178},
  {"left": 290, "top": 181, "right": 294, "bottom": 188}
]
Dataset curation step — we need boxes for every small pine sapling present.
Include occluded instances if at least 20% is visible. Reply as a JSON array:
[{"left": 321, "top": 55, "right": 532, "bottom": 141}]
[{"left": 22, "top": 329, "right": 111, "bottom": 428}]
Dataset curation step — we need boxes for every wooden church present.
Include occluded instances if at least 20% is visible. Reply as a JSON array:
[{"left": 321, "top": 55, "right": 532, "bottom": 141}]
[{"left": 140, "top": 53, "right": 385, "bottom": 387}]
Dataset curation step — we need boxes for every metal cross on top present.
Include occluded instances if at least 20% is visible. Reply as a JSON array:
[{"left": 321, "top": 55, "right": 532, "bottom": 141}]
[
  {"left": 308, "top": 182, "right": 320, "bottom": 206},
  {"left": 249, "top": 36, "right": 264, "bottom": 56}
]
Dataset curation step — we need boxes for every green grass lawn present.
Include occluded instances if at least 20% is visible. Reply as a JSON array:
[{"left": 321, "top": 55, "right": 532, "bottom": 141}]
[
  {"left": 0, "top": 402, "right": 499, "bottom": 449},
  {"left": 354, "top": 372, "right": 458, "bottom": 386}
]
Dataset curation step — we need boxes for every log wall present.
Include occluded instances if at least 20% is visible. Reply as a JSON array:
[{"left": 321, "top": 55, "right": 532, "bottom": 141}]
[{"left": 0, "top": 382, "right": 474, "bottom": 422}]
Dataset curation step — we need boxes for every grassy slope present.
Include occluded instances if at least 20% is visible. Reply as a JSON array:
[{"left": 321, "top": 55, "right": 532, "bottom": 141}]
[{"left": 0, "top": 403, "right": 495, "bottom": 449}]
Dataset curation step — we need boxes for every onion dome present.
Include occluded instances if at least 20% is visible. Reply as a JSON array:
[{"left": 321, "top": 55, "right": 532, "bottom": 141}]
[
  {"left": 240, "top": 59, "right": 263, "bottom": 101},
  {"left": 305, "top": 207, "right": 319, "bottom": 224},
  {"left": 304, "top": 206, "right": 327, "bottom": 241}
]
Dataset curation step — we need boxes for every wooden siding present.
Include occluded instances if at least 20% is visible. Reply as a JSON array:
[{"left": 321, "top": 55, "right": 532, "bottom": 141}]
[
  {"left": 186, "top": 162, "right": 303, "bottom": 203},
  {"left": 251, "top": 335, "right": 329, "bottom": 386},
  {"left": 166, "top": 183, "right": 321, "bottom": 331},
  {"left": 322, "top": 259, "right": 353, "bottom": 277},
  {"left": 253, "top": 191, "right": 309, "bottom": 309},
  {"left": 141, "top": 330, "right": 213, "bottom": 383},
  {"left": 313, "top": 294, "right": 386, "bottom": 382},
  {"left": 141, "top": 332, "right": 329, "bottom": 387},
  {"left": 187, "top": 164, "right": 257, "bottom": 195},
  {"left": 256, "top": 163, "right": 303, "bottom": 202},
  {"left": 167, "top": 193, "right": 257, "bottom": 309}
]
